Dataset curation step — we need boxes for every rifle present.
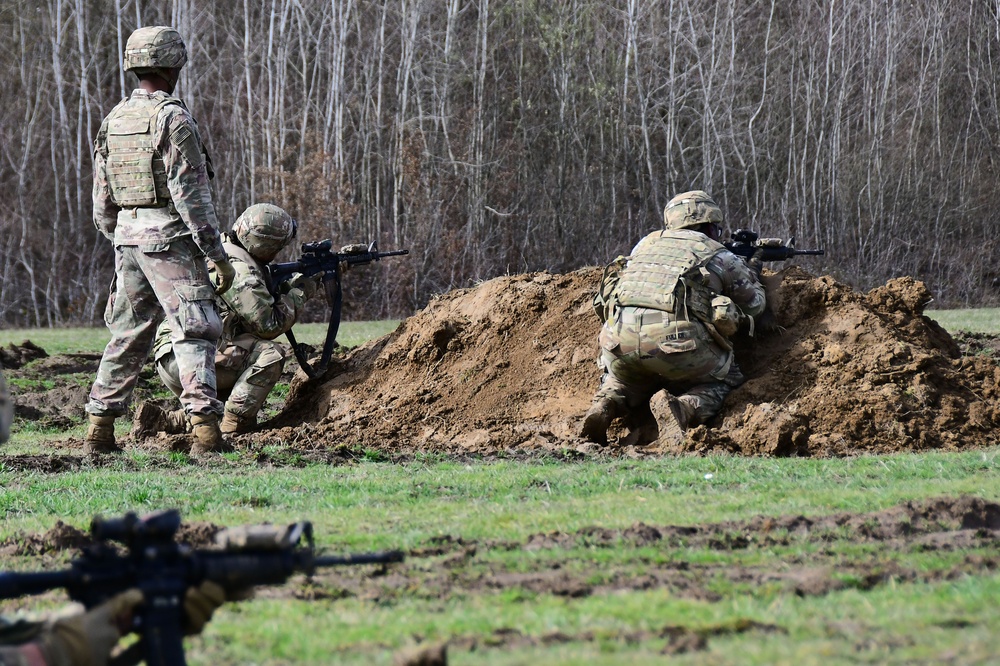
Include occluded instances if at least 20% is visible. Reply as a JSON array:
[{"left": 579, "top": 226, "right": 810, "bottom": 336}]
[
  {"left": 267, "top": 240, "right": 409, "bottom": 378},
  {"left": 723, "top": 229, "right": 824, "bottom": 263},
  {"left": 0, "top": 510, "right": 404, "bottom": 666}
]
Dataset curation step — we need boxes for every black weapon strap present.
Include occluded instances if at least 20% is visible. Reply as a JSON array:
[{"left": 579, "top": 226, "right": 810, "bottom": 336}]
[{"left": 285, "top": 270, "right": 343, "bottom": 380}]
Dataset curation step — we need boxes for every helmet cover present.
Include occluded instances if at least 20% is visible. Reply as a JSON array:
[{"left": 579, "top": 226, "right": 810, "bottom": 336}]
[
  {"left": 663, "top": 190, "right": 724, "bottom": 231},
  {"left": 232, "top": 204, "right": 297, "bottom": 261},
  {"left": 124, "top": 26, "right": 188, "bottom": 73}
]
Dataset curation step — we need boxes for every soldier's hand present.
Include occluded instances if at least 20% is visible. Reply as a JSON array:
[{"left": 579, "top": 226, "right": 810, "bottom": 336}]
[
  {"left": 183, "top": 581, "right": 228, "bottom": 636},
  {"left": 748, "top": 249, "right": 765, "bottom": 281},
  {"left": 210, "top": 258, "right": 236, "bottom": 295},
  {"left": 287, "top": 273, "right": 322, "bottom": 300},
  {"left": 338, "top": 244, "right": 367, "bottom": 274},
  {"left": 38, "top": 588, "right": 144, "bottom": 666}
]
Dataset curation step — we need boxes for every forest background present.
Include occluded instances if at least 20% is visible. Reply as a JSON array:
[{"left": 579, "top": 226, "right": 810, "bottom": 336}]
[{"left": 1, "top": 0, "right": 998, "bottom": 327}]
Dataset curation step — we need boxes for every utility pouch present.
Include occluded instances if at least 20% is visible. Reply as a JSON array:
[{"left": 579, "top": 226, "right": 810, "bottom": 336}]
[
  {"left": 710, "top": 295, "right": 741, "bottom": 337},
  {"left": 592, "top": 255, "right": 629, "bottom": 323}
]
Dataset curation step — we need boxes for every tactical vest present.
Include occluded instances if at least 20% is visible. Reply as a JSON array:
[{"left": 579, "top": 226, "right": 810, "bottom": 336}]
[
  {"left": 100, "top": 94, "right": 178, "bottom": 207},
  {"left": 613, "top": 230, "right": 724, "bottom": 323}
]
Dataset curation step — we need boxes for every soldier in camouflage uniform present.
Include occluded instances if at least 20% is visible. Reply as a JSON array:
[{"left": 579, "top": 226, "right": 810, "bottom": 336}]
[
  {"left": 85, "top": 27, "right": 235, "bottom": 455},
  {"left": 0, "top": 583, "right": 224, "bottom": 665},
  {"left": 145, "top": 204, "right": 322, "bottom": 436},
  {"left": 581, "top": 190, "right": 766, "bottom": 446}
]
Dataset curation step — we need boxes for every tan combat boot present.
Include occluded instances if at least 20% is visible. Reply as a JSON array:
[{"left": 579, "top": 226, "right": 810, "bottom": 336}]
[
  {"left": 189, "top": 413, "right": 224, "bottom": 455},
  {"left": 649, "top": 391, "right": 695, "bottom": 447},
  {"left": 132, "top": 403, "right": 190, "bottom": 440},
  {"left": 580, "top": 398, "right": 618, "bottom": 445},
  {"left": 164, "top": 409, "right": 188, "bottom": 433},
  {"left": 220, "top": 411, "right": 254, "bottom": 435},
  {"left": 84, "top": 414, "right": 121, "bottom": 454}
]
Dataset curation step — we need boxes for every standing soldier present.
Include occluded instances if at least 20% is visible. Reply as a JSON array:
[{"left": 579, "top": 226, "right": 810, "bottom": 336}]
[
  {"left": 85, "top": 26, "right": 235, "bottom": 455},
  {"left": 581, "top": 190, "right": 766, "bottom": 446}
]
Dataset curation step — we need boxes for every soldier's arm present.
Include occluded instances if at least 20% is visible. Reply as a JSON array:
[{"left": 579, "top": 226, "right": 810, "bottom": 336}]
[
  {"left": 708, "top": 251, "right": 766, "bottom": 318},
  {"left": 159, "top": 108, "right": 226, "bottom": 263},
  {"left": 220, "top": 261, "right": 304, "bottom": 340},
  {"left": 91, "top": 122, "right": 119, "bottom": 242}
]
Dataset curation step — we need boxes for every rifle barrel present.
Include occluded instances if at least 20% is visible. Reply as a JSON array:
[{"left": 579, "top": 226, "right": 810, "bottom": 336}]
[{"left": 313, "top": 550, "right": 405, "bottom": 567}]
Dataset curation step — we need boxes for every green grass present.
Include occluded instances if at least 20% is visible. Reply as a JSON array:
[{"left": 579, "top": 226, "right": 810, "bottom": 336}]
[
  {"left": 1, "top": 310, "right": 998, "bottom": 664},
  {"left": 1, "top": 451, "right": 998, "bottom": 664},
  {"left": 925, "top": 307, "right": 1000, "bottom": 334},
  {"left": 0, "top": 321, "right": 400, "bottom": 356}
]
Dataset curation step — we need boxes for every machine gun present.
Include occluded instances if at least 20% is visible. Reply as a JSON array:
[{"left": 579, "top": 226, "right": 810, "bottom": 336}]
[
  {"left": 267, "top": 240, "right": 408, "bottom": 378},
  {"left": 723, "top": 229, "right": 824, "bottom": 263},
  {"left": 0, "top": 510, "right": 404, "bottom": 666}
]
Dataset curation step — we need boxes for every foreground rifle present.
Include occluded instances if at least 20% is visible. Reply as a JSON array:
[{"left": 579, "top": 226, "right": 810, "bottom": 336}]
[
  {"left": 723, "top": 229, "right": 824, "bottom": 263},
  {"left": 0, "top": 510, "right": 404, "bottom": 666},
  {"left": 268, "top": 240, "right": 408, "bottom": 378}
]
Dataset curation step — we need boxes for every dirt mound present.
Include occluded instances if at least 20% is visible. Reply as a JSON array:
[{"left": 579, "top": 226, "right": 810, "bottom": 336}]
[
  {"left": 0, "top": 341, "right": 47, "bottom": 369},
  {"left": 707, "top": 269, "right": 1000, "bottom": 456},
  {"left": 261, "top": 270, "right": 600, "bottom": 453},
  {"left": 255, "top": 266, "right": 1000, "bottom": 457},
  {"left": 0, "top": 520, "right": 90, "bottom": 557}
]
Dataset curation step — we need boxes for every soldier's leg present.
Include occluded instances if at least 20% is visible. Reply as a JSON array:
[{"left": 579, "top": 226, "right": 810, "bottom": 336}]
[
  {"left": 681, "top": 361, "right": 746, "bottom": 424},
  {"left": 131, "top": 351, "right": 190, "bottom": 439},
  {"left": 641, "top": 323, "right": 734, "bottom": 444},
  {"left": 146, "top": 241, "right": 223, "bottom": 419},
  {"left": 141, "top": 241, "right": 224, "bottom": 453},
  {"left": 86, "top": 247, "right": 165, "bottom": 452},
  {"left": 221, "top": 340, "right": 287, "bottom": 434},
  {"left": 155, "top": 352, "right": 184, "bottom": 399},
  {"left": 581, "top": 317, "right": 665, "bottom": 444},
  {"left": 87, "top": 247, "right": 165, "bottom": 417}
]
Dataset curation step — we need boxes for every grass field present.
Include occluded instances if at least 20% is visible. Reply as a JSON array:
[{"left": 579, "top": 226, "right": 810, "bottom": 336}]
[{"left": 1, "top": 312, "right": 998, "bottom": 664}]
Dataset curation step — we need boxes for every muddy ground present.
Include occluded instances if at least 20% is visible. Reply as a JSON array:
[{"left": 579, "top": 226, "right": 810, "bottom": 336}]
[
  {"left": 4, "top": 265, "right": 1000, "bottom": 460},
  {"left": 1, "top": 495, "right": 996, "bottom": 657}
]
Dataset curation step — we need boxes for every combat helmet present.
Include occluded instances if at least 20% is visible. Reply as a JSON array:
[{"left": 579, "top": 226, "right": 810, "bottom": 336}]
[
  {"left": 124, "top": 26, "right": 188, "bottom": 73},
  {"left": 232, "top": 204, "right": 297, "bottom": 262},
  {"left": 663, "top": 190, "right": 723, "bottom": 231}
]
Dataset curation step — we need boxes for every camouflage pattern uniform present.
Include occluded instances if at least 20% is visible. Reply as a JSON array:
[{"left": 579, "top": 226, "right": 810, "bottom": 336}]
[
  {"left": 0, "top": 368, "right": 11, "bottom": 444},
  {"left": 154, "top": 231, "right": 310, "bottom": 431},
  {"left": 583, "top": 190, "right": 765, "bottom": 444},
  {"left": 594, "top": 229, "right": 765, "bottom": 418},
  {"left": 86, "top": 31, "right": 226, "bottom": 429}
]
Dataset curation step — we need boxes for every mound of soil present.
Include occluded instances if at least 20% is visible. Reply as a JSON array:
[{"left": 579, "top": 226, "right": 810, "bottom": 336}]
[
  {"left": 254, "top": 266, "right": 1000, "bottom": 457},
  {"left": 4, "top": 350, "right": 101, "bottom": 429},
  {"left": 0, "top": 340, "right": 47, "bottom": 370}
]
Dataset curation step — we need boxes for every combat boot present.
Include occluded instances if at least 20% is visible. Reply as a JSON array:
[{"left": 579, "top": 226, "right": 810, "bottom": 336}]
[
  {"left": 84, "top": 414, "right": 121, "bottom": 454},
  {"left": 220, "top": 411, "right": 254, "bottom": 435},
  {"left": 132, "top": 403, "right": 189, "bottom": 440},
  {"left": 190, "top": 413, "right": 224, "bottom": 455},
  {"left": 649, "top": 391, "right": 695, "bottom": 447},
  {"left": 580, "top": 398, "right": 618, "bottom": 445}
]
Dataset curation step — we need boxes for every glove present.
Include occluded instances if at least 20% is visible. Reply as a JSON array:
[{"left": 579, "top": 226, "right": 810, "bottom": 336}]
[
  {"left": 39, "top": 588, "right": 144, "bottom": 666},
  {"left": 183, "top": 581, "right": 228, "bottom": 636},
  {"left": 210, "top": 258, "right": 236, "bottom": 295},
  {"left": 287, "top": 273, "right": 322, "bottom": 300},
  {"left": 748, "top": 248, "right": 765, "bottom": 281},
  {"left": 338, "top": 244, "right": 367, "bottom": 274}
]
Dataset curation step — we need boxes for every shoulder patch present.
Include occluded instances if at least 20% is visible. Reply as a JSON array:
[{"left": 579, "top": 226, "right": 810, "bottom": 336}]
[{"left": 169, "top": 121, "right": 205, "bottom": 168}]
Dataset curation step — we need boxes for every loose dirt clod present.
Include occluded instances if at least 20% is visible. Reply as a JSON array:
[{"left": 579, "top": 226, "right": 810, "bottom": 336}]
[{"left": 252, "top": 266, "right": 1000, "bottom": 457}]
